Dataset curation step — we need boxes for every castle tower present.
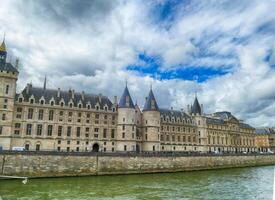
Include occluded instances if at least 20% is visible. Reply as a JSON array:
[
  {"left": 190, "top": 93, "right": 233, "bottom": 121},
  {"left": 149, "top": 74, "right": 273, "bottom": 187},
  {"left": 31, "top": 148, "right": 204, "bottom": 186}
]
[
  {"left": 117, "top": 85, "right": 137, "bottom": 152},
  {"left": 0, "top": 39, "right": 19, "bottom": 150},
  {"left": 142, "top": 88, "right": 160, "bottom": 151},
  {"left": 190, "top": 96, "right": 208, "bottom": 152}
]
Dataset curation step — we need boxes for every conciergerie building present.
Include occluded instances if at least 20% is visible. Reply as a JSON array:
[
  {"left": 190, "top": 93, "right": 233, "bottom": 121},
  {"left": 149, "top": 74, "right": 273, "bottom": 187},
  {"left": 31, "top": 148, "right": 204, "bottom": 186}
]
[{"left": 0, "top": 40, "right": 257, "bottom": 153}]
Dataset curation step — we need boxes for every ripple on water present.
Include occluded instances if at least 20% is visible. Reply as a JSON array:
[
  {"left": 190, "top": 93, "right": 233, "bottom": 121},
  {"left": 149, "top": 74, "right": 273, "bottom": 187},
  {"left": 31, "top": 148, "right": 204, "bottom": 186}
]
[{"left": 0, "top": 166, "right": 274, "bottom": 200}]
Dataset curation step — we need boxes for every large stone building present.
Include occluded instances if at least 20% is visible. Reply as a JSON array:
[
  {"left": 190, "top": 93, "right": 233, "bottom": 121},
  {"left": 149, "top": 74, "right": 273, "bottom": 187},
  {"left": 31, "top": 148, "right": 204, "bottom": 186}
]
[{"left": 0, "top": 40, "right": 257, "bottom": 153}]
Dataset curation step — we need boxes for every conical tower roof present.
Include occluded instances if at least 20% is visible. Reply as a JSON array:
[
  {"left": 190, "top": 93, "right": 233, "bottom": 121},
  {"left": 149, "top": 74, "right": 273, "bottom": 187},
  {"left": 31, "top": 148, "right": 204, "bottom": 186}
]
[
  {"left": 143, "top": 88, "right": 159, "bottom": 111},
  {"left": 0, "top": 39, "right": 6, "bottom": 52},
  {"left": 191, "top": 96, "right": 201, "bottom": 115},
  {"left": 118, "top": 85, "right": 135, "bottom": 109}
]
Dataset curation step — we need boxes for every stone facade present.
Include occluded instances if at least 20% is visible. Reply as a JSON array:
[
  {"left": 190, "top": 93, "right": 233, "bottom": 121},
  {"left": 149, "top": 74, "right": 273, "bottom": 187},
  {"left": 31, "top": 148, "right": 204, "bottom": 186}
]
[
  {"left": 1, "top": 153, "right": 275, "bottom": 177},
  {"left": 0, "top": 40, "right": 257, "bottom": 153}
]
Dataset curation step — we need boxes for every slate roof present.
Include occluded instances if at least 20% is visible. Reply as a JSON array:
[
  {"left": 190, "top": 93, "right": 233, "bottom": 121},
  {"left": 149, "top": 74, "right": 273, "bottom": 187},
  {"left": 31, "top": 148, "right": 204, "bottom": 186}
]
[
  {"left": 212, "top": 111, "right": 238, "bottom": 121},
  {"left": 143, "top": 89, "right": 159, "bottom": 111},
  {"left": 0, "top": 62, "right": 18, "bottom": 73},
  {"left": 17, "top": 85, "right": 113, "bottom": 110},
  {"left": 118, "top": 86, "right": 135, "bottom": 109},
  {"left": 160, "top": 108, "right": 192, "bottom": 121},
  {"left": 191, "top": 97, "right": 202, "bottom": 115},
  {"left": 256, "top": 128, "right": 274, "bottom": 135}
]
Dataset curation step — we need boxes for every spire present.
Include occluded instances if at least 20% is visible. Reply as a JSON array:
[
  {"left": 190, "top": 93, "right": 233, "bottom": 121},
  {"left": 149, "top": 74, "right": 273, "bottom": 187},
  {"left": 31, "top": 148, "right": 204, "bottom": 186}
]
[
  {"left": 118, "top": 85, "right": 135, "bottom": 109},
  {"left": 191, "top": 96, "right": 202, "bottom": 115},
  {"left": 43, "top": 75, "right": 47, "bottom": 90},
  {"left": 0, "top": 34, "right": 6, "bottom": 52},
  {"left": 143, "top": 87, "right": 159, "bottom": 111}
]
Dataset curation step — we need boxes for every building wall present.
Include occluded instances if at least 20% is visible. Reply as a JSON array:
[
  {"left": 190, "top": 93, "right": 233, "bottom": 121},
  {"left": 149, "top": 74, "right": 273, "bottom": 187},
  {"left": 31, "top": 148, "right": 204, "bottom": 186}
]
[{"left": 255, "top": 134, "right": 270, "bottom": 152}]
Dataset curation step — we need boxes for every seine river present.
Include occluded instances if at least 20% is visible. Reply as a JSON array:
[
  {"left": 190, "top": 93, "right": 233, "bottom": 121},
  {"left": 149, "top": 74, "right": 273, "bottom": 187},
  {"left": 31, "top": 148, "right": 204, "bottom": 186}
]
[{"left": 0, "top": 166, "right": 273, "bottom": 200}]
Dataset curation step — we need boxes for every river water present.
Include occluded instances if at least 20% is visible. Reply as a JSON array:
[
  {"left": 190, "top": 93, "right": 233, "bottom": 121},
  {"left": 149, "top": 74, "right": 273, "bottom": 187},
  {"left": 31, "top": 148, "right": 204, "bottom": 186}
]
[{"left": 0, "top": 166, "right": 274, "bottom": 200}]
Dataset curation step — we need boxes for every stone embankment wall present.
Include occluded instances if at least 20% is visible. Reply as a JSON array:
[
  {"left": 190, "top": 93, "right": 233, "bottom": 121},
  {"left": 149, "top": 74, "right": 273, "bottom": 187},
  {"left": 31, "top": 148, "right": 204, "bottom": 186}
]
[{"left": 0, "top": 154, "right": 275, "bottom": 178}]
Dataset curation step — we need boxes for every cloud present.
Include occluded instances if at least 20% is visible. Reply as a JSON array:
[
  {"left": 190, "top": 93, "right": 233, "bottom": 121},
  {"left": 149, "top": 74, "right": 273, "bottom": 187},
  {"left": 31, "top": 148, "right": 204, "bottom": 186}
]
[{"left": 0, "top": 0, "right": 275, "bottom": 127}]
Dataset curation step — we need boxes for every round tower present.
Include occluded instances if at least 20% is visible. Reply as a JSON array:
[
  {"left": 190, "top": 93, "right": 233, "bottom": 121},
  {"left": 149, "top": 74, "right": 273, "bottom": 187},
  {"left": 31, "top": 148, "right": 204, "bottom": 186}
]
[
  {"left": 142, "top": 88, "right": 160, "bottom": 152},
  {"left": 116, "top": 85, "right": 137, "bottom": 152},
  {"left": 0, "top": 39, "right": 19, "bottom": 150}
]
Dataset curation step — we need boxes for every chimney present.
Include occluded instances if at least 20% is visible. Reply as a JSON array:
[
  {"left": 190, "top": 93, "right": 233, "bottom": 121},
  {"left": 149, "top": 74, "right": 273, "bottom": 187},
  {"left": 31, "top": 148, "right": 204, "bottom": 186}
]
[
  {"left": 81, "top": 91, "right": 85, "bottom": 101},
  {"left": 15, "top": 58, "right": 19, "bottom": 69},
  {"left": 26, "top": 83, "right": 30, "bottom": 94},
  {"left": 99, "top": 93, "right": 102, "bottom": 103},
  {"left": 72, "top": 89, "right": 75, "bottom": 99},
  {"left": 113, "top": 96, "right": 117, "bottom": 105},
  {"left": 201, "top": 104, "right": 203, "bottom": 114},
  {"left": 57, "top": 88, "right": 61, "bottom": 98}
]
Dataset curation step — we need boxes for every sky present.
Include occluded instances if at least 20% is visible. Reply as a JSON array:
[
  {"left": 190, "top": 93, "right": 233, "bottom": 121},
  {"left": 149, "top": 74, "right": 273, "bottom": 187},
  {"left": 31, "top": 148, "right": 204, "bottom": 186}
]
[{"left": 1, "top": 0, "right": 275, "bottom": 127}]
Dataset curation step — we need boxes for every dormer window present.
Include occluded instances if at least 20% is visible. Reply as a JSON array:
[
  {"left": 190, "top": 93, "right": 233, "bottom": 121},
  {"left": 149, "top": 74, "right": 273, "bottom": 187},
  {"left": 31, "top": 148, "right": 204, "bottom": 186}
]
[
  {"left": 87, "top": 105, "right": 91, "bottom": 109},
  {"left": 112, "top": 108, "right": 115, "bottom": 112},
  {"left": 96, "top": 105, "right": 99, "bottom": 111},
  {"left": 104, "top": 106, "right": 108, "bottom": 111},
  {"left": 30, "top": 99, "right": 34, "bottom": 104},
  {"left": 19, "top": 98, "right": 23, "bottom": 103},
  {"left": 50, "top": 101, "right": 54, "bottom": 106},
  {"left": 69, "top": 103, "right": 73, "bottom": 108},
  {"left": 60, "top": 102, "right": 64, "bottom": 107},
  {"left": 40, "top": 100, "right": 44, "bottom": 105},
  {"left": 78, "top": 104, "right": 82, "bottom": 108}
]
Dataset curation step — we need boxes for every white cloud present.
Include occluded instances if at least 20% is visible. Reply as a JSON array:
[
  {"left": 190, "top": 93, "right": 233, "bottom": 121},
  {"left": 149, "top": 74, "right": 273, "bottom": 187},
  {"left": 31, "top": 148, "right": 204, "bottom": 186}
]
[{"left": 0, "top": 0, "right": 275, "bottom": 127}]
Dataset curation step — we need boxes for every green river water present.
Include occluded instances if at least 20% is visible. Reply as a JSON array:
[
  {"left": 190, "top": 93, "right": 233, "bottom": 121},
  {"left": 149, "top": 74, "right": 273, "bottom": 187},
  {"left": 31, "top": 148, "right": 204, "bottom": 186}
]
[{"left": 0, "top": 166, "right": 274, "bottom": 200}]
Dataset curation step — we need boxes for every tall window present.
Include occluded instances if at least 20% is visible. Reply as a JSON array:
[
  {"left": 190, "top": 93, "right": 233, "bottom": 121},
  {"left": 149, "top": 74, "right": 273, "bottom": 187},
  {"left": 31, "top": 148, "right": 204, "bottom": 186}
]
[
  {"left": 49, "top": 110, "right": 54, "bottom": 121},
  {"left": 58, "top": 126, "right": 62, "bottom": 136},
  {"left": 5, "top": 85, "right": 9, "bottom": 94},
  {"left": 2, "top": 114, "right": 6, "bottom": 121},
  {"left": 38, "top": 109, "right": 44, "bottom": 120},
  {"left": 36, "top": 144, "right": 40, "bottom": 151},
  {"left": 76, "top": 127, "right": 81, "bottom": 137},
  {"left": 26, "top": 124, "right": 32, "bottom": 135},
  {"left": 0, "top": 126, "right": 2, "bottom": 135},
  {"left": 103, "top": 129, "right": 107, "bottom": 138},
  {"left": 111, "top": 129, "right": 115, "bottom": 138},
  {"left": 37, "top": 124, "right": 43, "bottom": 136},
  {"left": 28, "top": 108, "right": 33, "bottom": 119},
  {"left": 67, "top": 126, "right": 72, "bottom": 137},
  {"left": 47, "top": 125, "right": 53, "bottom": 136}
]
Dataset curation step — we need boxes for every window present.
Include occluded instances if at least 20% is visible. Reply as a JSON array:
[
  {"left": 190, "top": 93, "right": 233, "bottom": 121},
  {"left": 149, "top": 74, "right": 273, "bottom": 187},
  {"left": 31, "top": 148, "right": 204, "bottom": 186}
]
[
  {"left": 103, "top": 129, "right": 107, "bottom": 138},
  {"left": 37, "top": 124, "right": 42, "bottom": 136},
  {"left": 0, "top": 126, "right": 2, "bottom": 135},
  {"left": 25, "top": 144, "right": 30, "bottom": 151},
  {"left": 76, "top": 127, "right": 81, "bottom": 137},
  {"left": 47, "top": 125, "right": 53, "bottom": 136},
  {"left": 40, "top": 100, "right": 44, "bottom": 105},
  {"left": 2, "top": 113, "right": 6, "bottom": 121},
  {"left": 57, "top": 147, "right": 61, "bottom": 151},
  {"left": 49, "top": 110, "right": 54, "bottom": 121},
  {"left": 124, "top": 145, "right": 127, "bottom": 151},
  {"left": 95, "top": 114, "right": 99, "bottom": 119},
  {"left": 122, "top": 132, "right": 125, "bottom": 138},
  {"left": 17, "top": 107, "right": 22, "bottom": 112},
  {"left": 58, "top": 140, "right": 61, "bottom": 144},
  {"left": 111, "top": 129, "right": 115, "bottom": 138},
  {"left": 94, "top": 128, "right": 99, "bottom": 132},
  {"left": 58, "top": 126, "right": 62, "bottom": 136},
  {"left": 19, "top": 98, "right": 23, "bottom": 103},
  {"left": 59, "top": 111, "right": 63, "bottom": 116},
  {"left": 5, "top": 85, "right": 9, "bottom": 94},
  {"left": 50, "top": 101, "right": 54, "bottom": 106},
  {"left": 30, "top": 99, "right": 34, "bottom": 104},
  {"left": 36, "top": 144, "right": 40, "bottom": 151},
  {"left": 38, "top": 109, "right": 44, "bottom": 120},
  {"left": 26, "top": 124, "right": 32, "bottom": 135},
  {"left": 122, "top": 125, "right": 125, "bottom": 131},
  {"left": 28, "top": 108, "right": 33, "bottom": 119},
  {"left": 67, "top": 126, "right": 72, "bottom": 137}
]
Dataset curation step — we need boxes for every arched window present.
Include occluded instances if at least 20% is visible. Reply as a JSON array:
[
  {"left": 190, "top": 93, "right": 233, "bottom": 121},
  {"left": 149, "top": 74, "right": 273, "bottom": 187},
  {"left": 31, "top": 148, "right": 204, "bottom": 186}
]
[
  {"left": 87, "top": 105, "right": 91, "bottom": 109},
  {"left": 78, "top": 104, "right": 82, "bottom": 108},
  {"left": 104, "top": 106, "right": 108, "bottom": 111},
  {"left": 5, "top": 85, "right": 9, "bottom": 94},
  {"left": 50, "top": 101, "right": 54, "bottom": 106}
]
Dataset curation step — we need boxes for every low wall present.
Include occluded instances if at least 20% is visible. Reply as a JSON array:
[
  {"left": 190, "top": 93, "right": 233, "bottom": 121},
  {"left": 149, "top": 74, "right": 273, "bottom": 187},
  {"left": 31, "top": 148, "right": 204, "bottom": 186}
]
[{"left": 0, "top": 153, "right": 275, "bottom": 177}]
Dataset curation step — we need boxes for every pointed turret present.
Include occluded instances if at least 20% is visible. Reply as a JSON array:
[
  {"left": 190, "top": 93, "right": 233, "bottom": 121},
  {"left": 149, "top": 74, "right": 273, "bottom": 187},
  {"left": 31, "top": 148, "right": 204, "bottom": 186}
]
[
  {"left": 0, "top": 37, "right": 7, "bottom": 63},
  {"left": 118, "top": 85, "right": 135, "bottom": 109},
  {"left": 143, "top": 88, "right": 159, "bottom": 111},
  {"left": 191, "top": 96, "right": 202, "bottom": 115}
]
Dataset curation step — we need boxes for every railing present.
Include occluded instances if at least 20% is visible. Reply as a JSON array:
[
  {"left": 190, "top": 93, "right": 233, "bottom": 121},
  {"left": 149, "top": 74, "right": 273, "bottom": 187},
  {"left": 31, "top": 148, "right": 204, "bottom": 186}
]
[{"left": 0, "top": 150, "right": 273, "bottom": 157}]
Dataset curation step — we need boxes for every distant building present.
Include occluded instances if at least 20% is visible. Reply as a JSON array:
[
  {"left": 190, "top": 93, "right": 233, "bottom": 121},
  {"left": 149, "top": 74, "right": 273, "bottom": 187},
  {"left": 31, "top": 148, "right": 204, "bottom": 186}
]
[
  {"left": 255, "top": 128, "right": 271, "bottom": 152},
  {"left": 0, "top": 40, "right": 257, "bottom": 153}
]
